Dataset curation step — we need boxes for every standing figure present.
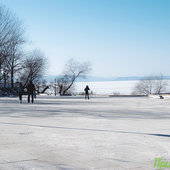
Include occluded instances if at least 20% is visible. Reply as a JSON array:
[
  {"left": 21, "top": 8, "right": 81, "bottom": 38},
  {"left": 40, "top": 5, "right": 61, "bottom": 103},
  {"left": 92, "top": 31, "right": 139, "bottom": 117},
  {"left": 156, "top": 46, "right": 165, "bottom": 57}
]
[
  {"left": 27, "top": 80, "right": 36, "bottom": 103},
  {"left": 84, "top": 85, "right": 90, "bottom": 100},
  {"left": 18, "top": 82, "right": 23, "bottom": 103}
]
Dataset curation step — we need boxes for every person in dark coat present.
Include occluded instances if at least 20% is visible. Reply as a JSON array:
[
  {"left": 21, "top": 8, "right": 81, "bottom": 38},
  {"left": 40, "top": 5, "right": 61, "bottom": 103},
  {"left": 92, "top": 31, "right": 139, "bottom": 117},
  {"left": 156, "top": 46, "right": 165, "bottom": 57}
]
[
  {"left": 27, "top": 80, "right": 36, "bottom": 103},
  {"left": 84, "top": 85, "right": 90, "bottom": 100},
  {"left": 18, "top": 82, "right": 23, "bottom": 103}
]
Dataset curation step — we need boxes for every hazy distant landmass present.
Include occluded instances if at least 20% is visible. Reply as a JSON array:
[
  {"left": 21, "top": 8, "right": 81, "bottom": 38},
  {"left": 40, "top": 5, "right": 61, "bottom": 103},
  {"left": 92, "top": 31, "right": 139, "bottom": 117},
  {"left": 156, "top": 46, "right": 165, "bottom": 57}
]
[
  {"left": 79, "top": 76, "right": 143, "bottom": 81},
  {"left": 44, "top": 75, "right": 170, "bottom": 82}
]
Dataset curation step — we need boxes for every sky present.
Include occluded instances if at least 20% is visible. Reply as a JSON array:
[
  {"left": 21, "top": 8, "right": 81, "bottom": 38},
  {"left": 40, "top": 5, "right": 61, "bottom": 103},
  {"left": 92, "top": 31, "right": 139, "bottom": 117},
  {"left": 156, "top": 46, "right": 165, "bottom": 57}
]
[{"left": 1, "top": 0, "right": 170, "bottom": 77}]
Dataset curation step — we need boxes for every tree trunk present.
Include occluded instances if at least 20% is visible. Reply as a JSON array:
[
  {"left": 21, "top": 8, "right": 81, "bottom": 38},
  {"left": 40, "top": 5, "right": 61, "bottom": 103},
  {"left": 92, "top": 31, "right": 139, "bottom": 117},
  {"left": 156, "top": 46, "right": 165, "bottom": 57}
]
[
  {"left": 3, "top": 74, "right": 7, "bottom": 88},
  {"left": 41, "top": 86, "right": 49, "bottom": 93},
  {"left": 11, "top": 70, "right": 14, "bottom": 88},
  {"left": 62, "top": 80, "right": 75, "bottom": 94}
]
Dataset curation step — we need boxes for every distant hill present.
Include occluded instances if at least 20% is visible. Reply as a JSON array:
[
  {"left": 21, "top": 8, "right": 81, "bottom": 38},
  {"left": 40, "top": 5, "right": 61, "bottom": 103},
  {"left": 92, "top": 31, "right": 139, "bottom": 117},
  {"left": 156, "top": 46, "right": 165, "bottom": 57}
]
[{"left": 43, "top": 75, "right": 170, "bottom": 82}]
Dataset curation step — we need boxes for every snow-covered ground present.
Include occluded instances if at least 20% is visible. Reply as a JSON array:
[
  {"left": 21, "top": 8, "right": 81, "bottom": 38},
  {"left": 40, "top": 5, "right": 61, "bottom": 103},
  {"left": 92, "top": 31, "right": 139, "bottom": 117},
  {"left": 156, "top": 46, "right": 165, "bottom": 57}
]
[{"left": 0, "top": 95, "right": 170, "bottom": 169}]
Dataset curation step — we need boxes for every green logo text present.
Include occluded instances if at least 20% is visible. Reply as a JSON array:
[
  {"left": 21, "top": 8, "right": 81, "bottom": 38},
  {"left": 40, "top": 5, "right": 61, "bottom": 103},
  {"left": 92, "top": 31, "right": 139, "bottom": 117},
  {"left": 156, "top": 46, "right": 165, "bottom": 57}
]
[{"left": 154, "top": 158, "right": 170, "bottom": 170}]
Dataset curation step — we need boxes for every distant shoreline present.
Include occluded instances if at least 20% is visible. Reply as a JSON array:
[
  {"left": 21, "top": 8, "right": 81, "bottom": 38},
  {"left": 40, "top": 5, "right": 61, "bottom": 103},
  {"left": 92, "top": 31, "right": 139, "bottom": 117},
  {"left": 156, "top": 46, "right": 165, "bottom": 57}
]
[{"left": 43, "top": 75, "right": 170, "bottom": 82}]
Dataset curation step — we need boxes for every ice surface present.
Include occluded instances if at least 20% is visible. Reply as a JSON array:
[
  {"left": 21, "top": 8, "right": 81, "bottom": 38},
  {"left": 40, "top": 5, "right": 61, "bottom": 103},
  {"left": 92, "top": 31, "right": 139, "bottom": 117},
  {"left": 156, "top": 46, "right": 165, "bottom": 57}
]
[{"left": 0, "top": 95, "right": 170, "bottom": 169}]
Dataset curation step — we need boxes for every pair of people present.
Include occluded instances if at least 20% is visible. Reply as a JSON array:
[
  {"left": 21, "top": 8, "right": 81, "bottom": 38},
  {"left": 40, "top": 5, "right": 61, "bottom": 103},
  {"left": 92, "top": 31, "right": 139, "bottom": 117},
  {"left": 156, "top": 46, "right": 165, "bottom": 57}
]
[{"left": 18, "top": 80, "right": 36, "bottom": 103}]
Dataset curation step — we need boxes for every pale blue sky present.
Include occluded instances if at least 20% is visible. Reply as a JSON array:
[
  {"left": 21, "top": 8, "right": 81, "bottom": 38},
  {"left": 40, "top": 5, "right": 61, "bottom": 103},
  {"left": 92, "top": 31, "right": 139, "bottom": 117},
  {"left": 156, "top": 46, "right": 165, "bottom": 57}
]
[{"left": 1, "top": 0, "right": 170, "bottom": 77}]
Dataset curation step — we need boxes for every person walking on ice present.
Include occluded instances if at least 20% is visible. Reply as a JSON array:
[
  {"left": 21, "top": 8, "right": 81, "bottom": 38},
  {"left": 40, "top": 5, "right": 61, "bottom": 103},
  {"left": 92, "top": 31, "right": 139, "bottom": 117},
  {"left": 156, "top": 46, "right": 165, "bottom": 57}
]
[
  {"left": 18, "top": 82, "right": 23, "bottom": 103},
  {"left": 27, "top": 80, "right": 36, "bottom": 103},
  {"left": 84, "top": 85, "right": 90, "bottom": 100}
]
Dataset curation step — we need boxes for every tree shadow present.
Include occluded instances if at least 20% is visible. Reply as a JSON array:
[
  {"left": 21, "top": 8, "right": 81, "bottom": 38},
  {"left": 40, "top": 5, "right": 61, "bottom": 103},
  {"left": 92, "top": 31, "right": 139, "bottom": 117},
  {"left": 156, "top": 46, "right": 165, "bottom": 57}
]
[
  {"left": 0, "top": 121, "right": 170, "bottom": 138},
  {"left": 149, "top": 133, "right": 170, "bottom": 137}
]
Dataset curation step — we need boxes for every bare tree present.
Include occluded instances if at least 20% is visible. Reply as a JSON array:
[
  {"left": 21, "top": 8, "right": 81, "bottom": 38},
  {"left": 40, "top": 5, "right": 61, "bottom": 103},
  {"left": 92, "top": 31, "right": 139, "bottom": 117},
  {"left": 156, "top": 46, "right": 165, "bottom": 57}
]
[
  {"left": 5, "top": 21, "right": 25, "bottom": 88},
  {"left": 19, "top": 50, "right": 47, "bottom": 87},
  {"left": 154, "top": 74, "right": 168, "bottom": 94},
  {"left": 35, "top": 79, "right": 49, "bottom": 94},
  {"left": 0, "top": 6, "right": 14, "bottom": 80},
  {"left": 132, "top": 74, "right": 168, "bottom": 95},
  {"left": 0, "top": 5, "right": 25, "bottom": 86},
  {"left": 57, "top": 76, "right": 75, "bottom": 95},
  {"left": 4, "top": 48, "right": 24, "bottom": 88},
  {"left": 57, "top": 58, "right": 91, "bottom": 95}
]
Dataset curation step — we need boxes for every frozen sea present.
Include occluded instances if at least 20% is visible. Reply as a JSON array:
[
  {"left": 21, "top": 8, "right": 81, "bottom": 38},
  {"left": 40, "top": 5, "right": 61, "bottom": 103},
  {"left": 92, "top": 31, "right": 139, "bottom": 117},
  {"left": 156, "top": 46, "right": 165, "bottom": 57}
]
[
  {"left": 75, "top": 80, "right": 139, "bottom": 95},
  {"left": 75, "top": 80, "right": 170, "bottom": 95}
]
